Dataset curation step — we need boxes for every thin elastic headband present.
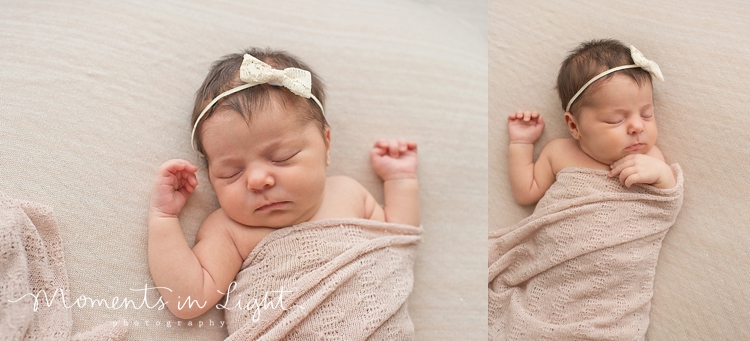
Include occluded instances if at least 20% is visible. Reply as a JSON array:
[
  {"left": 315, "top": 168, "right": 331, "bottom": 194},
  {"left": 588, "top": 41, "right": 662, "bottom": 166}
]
[
  {"left": 191, "top": 54, "right": 325, "bottom": 157},
  {"left": 566, "top": 45, "right": 664, "bottom": 113}
]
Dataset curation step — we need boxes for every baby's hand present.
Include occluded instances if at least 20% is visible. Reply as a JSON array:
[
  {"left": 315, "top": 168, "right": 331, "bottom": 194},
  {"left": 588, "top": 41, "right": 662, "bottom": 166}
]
[
  {"left": 508, "top": 110, "right": 545, "bottom": 144},
  {"left": 149, "top": 159, "right": 199, "bottom": 218},
  {"left": 370, "top": 139, "right": 418, "bottom": 181},
  {"left": 609, "top": 154, "right": 675, "bottom": 189}
]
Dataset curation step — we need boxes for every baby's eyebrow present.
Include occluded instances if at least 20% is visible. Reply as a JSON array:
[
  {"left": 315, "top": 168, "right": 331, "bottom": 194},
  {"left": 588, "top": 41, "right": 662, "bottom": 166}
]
[
  {"left": 210, "top": 156, "right": 243, "bottom": 168},
  {"left": 261, "top": 136, "right": 306, "bottom": 153},
  {"left": 603, "top": 109, "right": 628, "bottom": 115},
  {"left": 263, "top": 139, "right": 285, "bottom": 151}
]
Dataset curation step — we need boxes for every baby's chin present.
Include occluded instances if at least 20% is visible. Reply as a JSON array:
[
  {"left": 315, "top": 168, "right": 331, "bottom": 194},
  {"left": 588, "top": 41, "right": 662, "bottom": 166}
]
[{"left": 227, "top": 210, "right": 314, "bottom": 229}]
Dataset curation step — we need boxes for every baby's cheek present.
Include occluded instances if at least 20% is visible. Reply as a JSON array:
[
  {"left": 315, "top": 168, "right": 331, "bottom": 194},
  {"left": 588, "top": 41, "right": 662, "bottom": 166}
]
[
  {"left": 649, "top": 123, "right": 658, "bottom": 143},
  {"left": 287, "top": 165, "right": 325, "bottom": 193}
]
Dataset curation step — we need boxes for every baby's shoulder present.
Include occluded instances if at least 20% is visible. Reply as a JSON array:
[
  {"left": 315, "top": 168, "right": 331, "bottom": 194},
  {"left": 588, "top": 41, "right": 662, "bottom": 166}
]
[
  {"left": 326, "top": 175, "right": 366, "bottom": 190},
  {"left": 316, "top": 175, "right": 378, "bottom": 221},
  {"left": 197, "top": 208, "right": 233, "bottom": 237},
  {"left": 539, "top": 137, "right": 577, "bottom": 162},
  {"left": 540, "top": 138, "right": 590, "bottom": 173},
  {"left": 542, "top": 137, "right": 578, "bottom": 153},
  {"left": 197, "top": 208, "right": 274, "bottom": 259},
  {"left": 195, "top": 209, "right": 244, "bottom": 243},
  {"left": 325, "top": 175, "right": 372, "bottom": 197}
]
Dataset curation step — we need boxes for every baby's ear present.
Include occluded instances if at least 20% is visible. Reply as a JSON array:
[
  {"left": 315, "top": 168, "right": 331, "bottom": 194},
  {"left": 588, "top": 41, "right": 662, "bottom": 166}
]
[
  {"left": 564, "top": 112, "right": 581, "bottom": 140},
  {"left": 324, "top": 127, "right": 331, "bottom": 166}
]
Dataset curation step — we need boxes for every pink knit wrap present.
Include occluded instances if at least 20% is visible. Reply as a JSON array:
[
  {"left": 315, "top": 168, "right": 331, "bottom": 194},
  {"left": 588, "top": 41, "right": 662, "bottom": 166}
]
[
  {"left": 225, "top": 218, "right": 422, "bottom": 340},
  {"left": 0, "top": 193, "right": 127, "bottom": 340},
  {"left": 489, "top": 165, "right": 684, "bottom": 341}
]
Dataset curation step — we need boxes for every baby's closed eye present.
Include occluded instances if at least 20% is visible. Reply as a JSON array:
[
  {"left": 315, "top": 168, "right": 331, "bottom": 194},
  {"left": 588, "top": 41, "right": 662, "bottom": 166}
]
[
  {"left": 603, "top": 116, "right": 624, "bottom": 124},
  {"left": 216, "top": 170, "right": 242, "bottom": 179},
  {"left": 271, "top": 150, "right": 301, "bottom": 164}
]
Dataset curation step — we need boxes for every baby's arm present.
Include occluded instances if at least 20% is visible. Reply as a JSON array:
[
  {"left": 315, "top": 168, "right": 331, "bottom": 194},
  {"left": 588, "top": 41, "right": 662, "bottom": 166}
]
[
  {"left": 370, "top": 139, "right": 420, "bottom": 226},
  {"left": 507, "top": 111, "right": 555, "bottom": 205},
  {"left": 608, "top": 146, "right": 676, "bottom": 189},
  {"left": 148, "top": 159, "right": 242, "bottom": 319}
]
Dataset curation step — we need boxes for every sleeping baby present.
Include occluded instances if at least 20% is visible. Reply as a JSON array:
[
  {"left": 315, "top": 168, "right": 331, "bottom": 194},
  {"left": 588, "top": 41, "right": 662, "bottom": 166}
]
[
  {"left": 489, "top": 39, "right": 684, "bottom": 340},
  {"left": 148, "top": 48, "right": 421, "bottom": 339},
  {"left": 507, "top": 39, "right": 675, "bottom": 204}
]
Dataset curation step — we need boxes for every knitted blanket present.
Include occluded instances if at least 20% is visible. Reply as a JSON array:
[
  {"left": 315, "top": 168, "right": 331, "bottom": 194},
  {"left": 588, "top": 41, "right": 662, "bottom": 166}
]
[
  {"left": 488, "top": 164, "right": 684, "bottom": 341},
  {"left": 224, "top": 218, "right": 422, "bottom": 341},
  {"left": 0, "top": 192, "right": 127, "bottom": 340}
]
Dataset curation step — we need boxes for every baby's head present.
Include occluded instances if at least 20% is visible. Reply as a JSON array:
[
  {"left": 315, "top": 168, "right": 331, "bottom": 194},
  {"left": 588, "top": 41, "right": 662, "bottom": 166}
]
[
  {"left": 557, "top": 39, "right": 662, "bottom": 164},
  {"left": 192, "top": 48, "right": 328, "bottom": 157},
  {"left": 192, "top": 48, "right": 331, "bottom": 228}
]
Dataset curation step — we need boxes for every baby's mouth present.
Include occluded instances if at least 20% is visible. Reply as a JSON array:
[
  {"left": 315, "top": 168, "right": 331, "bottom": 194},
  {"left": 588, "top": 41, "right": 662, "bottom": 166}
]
[
  {"left": 256, "top": 201, "right": 290, "bottom": 212},
  {"left": 625, "top": 143, "right": 644, "bottom": 151}
]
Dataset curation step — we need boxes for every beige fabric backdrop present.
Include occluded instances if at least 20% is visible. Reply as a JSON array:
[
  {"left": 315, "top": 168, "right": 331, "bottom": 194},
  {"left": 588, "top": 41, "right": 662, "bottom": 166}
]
[
  {"left": 0, "top": 1, "right": 487, "bottom": 339},
  {"left": 490, "top": 1, "right": 750, "bottom": 340}
]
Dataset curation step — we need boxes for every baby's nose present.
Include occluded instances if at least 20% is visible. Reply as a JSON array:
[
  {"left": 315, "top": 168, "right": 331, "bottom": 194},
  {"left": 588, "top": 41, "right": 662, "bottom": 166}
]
[
  {"left": 627, "top": 117, "right": 645, "bottom": 134},
  {"left": 246, "top": 168, "right": 274, "bottom": 191}
]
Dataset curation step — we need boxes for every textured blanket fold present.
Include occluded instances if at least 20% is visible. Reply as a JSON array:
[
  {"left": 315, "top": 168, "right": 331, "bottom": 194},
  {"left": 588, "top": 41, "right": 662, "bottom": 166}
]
[
  {"left": 224, "top": 218, "right": 422, "bottom": 341},
  {"left": 0, "top": 192, "right": 127, "bottom": 340},
  {"left": 488, "top": 164, "right": 684, "bottom": 341}
]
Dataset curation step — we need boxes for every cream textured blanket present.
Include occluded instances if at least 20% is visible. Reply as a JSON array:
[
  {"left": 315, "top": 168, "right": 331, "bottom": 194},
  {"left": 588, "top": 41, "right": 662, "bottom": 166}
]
[
  {"left": 0, "top": 192, "right": 127, "bottom": 340},
  {"left": 488, "top": 165, "right": 684, "bottom": 341},
  {"left": 224, "top": 218, "right": 422, "bottom": 341}
]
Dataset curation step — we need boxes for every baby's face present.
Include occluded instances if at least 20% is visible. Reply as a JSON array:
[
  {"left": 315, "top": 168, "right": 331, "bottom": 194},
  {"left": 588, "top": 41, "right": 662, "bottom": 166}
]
[
  {"left": 572, "top": 74, "right": 658, "bottom": 165},
  {"left": 201, "top": 102, "right": 330, "bottom": 228}
]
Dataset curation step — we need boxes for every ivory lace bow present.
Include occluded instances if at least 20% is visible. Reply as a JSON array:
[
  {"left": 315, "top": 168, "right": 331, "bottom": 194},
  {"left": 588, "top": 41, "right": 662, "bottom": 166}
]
[
  {"left": 240, "top": 54, "right": 314, "bottom": 98},
  {"left": 629, "top": 46, "right": 664, "bottom": 81}
]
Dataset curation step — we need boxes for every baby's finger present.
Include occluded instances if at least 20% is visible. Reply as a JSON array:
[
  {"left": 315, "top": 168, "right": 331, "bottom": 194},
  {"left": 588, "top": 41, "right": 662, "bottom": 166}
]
[
  {"left": 175, "top": 159, "right": 197, "bottom": 170},
  {"left": 372, "top": 140, "right": 391, "bottom": 155},
  {"left": 609, "top": 162, "right": 622, "bottom": 177},
  {"left": 370, "top": 146, "right": 387, "bottom": 157},
  {"left": 388, "top": 139, "right": 399, "bottom": 158},
  {"left": 406, "top": 141, "right": 417, "bottom": 151},
  {"left": 162, "top": 161, "right": 185, "bottom": 175},
  {"left": 623, "top": 171, "right": 643, "bottom": 188},
  {"left": 172, "top": 176, "right": 182, "bottom": 190},
  {"left": 164, "top": 159, "right": 198, "bottom": 177},
  {"left": 184, "top": 177, "right": 198, "bottom": 193},
  {"left": 608, "top": 167, "right": 619, "bottom": 178},
  {"left": 618, "top": 166, "right": 638, "bottom": 187},
  {"left": 609, "top": 155, "right": 632, "bottom": 176},
  {"left": 610, "top": 154, "right": 634, "bottom": 169},
  {"left": 183, "top": 161, "right": 198, "bottom": 173},
  {"left": 397, "top": 139, "right": 408, "bottom": 153}
]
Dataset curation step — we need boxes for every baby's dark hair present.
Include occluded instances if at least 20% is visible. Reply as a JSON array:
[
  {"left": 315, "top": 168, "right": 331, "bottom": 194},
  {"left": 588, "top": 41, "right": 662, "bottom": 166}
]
[
  {"left": 191, "top": 47, "right": 327, "bottom": 157},
  {"left": 557, "top": 39, "right": 652, "bottom": 116}
]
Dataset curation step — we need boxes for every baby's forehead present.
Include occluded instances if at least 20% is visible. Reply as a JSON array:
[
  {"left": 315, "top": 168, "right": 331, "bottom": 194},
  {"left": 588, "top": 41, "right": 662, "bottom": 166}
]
[
  {"left": 202, "top": 107, "right": 323, "bottom": 145},
  {"left": 586, "top": 74, "right": 651, "bottom": 98}
]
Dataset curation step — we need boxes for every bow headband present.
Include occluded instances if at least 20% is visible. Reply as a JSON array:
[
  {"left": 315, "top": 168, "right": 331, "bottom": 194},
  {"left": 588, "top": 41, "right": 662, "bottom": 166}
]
[
  {"left": 565, "top": 45, "right": 664, "bottom": 113},
  {"left": 191, "top": 54, "right": 325, "bottom": 156}
]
